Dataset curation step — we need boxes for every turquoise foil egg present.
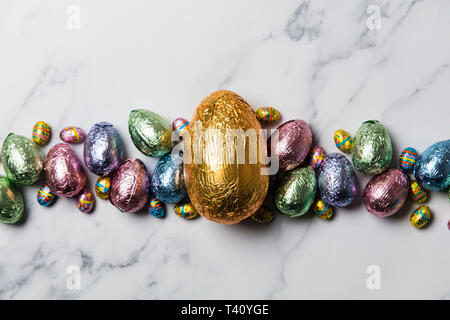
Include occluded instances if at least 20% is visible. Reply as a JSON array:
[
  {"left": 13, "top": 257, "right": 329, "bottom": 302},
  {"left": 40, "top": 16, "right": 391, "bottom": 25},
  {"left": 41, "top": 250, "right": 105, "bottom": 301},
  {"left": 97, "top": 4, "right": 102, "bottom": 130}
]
[{"left": 414, "top": 140, "right": 449, "bottom": 191}]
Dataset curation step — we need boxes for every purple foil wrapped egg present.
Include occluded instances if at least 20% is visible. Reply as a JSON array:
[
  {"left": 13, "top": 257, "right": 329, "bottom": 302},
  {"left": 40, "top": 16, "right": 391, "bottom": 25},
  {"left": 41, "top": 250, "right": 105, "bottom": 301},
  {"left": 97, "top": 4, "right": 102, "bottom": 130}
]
[
  {"left": 110, "top": 159, "right": 150, "bottom": 213},
  {"left": 77, "top": 188, "right": 95, "bottom": 213},
  {"left": 268, "top": 120, "right": 312, "bottom": 171},
  {"left": 44, "top": 143, "right": 87, "bottom": 197},
  {"left": 84, "top": 122, "right": 124, "bottom": 177},
  {"left": 308, "top": 145, "right": 326, "bottom": 170},
  {"left": 363, "top": 168, "right": 410, "bottom": 218},
  {"left": 60, "top": 126, "right": 86, "bottom": 144}
]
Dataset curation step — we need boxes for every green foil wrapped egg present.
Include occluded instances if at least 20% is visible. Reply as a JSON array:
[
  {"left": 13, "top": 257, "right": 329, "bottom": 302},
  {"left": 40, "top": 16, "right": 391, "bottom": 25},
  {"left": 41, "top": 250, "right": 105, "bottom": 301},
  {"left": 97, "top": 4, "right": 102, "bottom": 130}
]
[
  {"left": 129, "top": 109, "right": 174, "bottom": 157},
  {"left": 1, "top": 133, "right": 44, "bottom": 185},
  {"left": 275, "top": 167, "right": 317, "bottom": 217},
  {"left": 0, "top": 175, "right": 24, "bottom": 224},
  {"left": 352, "top": 120, "right": 392, "bottom": 175}
]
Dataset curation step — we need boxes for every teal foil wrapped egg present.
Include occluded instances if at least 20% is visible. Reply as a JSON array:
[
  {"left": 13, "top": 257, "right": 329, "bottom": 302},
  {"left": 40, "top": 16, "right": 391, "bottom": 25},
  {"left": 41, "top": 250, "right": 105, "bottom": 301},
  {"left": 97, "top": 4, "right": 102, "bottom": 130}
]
[
  {"left": 37, "top": 184, "right": 57, "bottom": 207},
  {"left": 399, "top": 147, "right": 419, "bottom": 173},
  {"left": 0, "top": 175, "right": 24, "bottom": 224},
  {"left": 147, "top": 196, "right": 165, "bottom": 218},
  {"left": 275, "top": 167, "right": 317, "bottom": 217},
  {"left": 413, "top": 140, "right": 449, "bottom": 191},
  {"left": 352, "top": 120, "right": 392, "bottom": 175},
  {"left": 1, "top": 133, "right": 44, "bottom": 185},
  {"left": 150, "top": 153, "right": 186, "bottom": 203},
  {"left": 129, "top": 109, "right": 174, "bottom": 157}
]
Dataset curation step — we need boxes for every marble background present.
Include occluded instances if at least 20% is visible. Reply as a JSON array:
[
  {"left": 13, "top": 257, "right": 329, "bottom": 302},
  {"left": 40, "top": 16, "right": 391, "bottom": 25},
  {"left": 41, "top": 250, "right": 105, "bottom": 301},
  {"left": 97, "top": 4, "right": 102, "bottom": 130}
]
[{"left": 0, "top": 0, "right": 449, "bottom": 299}]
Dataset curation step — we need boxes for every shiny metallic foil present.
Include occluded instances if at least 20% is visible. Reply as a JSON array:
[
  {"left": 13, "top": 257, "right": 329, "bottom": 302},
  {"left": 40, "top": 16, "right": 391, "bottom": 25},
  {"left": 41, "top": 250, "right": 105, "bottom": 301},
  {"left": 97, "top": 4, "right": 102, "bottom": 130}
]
[
  {"left": 44, "top": 143, "right": 87, "bottom": 197},
  {"left": 352, "top": 120, "right": 392, "bottom": 175},
  {"left": 1, "top": 133, "right": 44, "bottom": 185},
  {"left": 269, "top": 120, "right": 312, "bottom": 171},
  {"left": 84, "top": 122, "right": 124, "bottom": 176},
  {"left": 318, "top": 153, "right": 358, "bottom": 207},
  {"left": 110, "top": 159, "right": 150, "bottom": 213},
  {"left": 184, "top": 90, "right": 269, "bottom": 224},
  {"left": 0, "top": 175, "right": 24, "bottom": 224},
  {"left": 414, "top": 140, "right": 449, "bottom": 191},
  {"left": 151, "top": 153, "right": 186, "bottom": 203},
  {"left": 363, "top": 169, "right": 409, "bottom": 218},
  {"left": 275, "top": 167, "right": 316, "bottom": 217},
  {"left": 129, "top": 109, "right": 173, "bottom": 157}
]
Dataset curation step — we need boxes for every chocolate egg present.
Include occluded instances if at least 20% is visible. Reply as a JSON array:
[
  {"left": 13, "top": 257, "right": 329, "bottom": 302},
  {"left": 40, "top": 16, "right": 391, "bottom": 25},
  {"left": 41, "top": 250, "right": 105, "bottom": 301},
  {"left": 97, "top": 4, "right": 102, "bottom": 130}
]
[
  {"left": 255, "top": 107, "right": 281, "bottom": 123},
  {"left": 269, "top": 119, "right": 312, "bottom": 171},
  {"left": 1, "top": 133, "right": 44, "bottom": 185},
  {"left": 399, "top": 147, "right": 419, "bottom": 173},
  {"left": 32, "top": 121, "right": 51, "bottom": 146},
  {"left": 147, "top": 196, "right": 165, "bottom": 218},
  {"left": 409, "top": 180, "right": 428, "bottom": 203},
  {"left": 275, "top": 167, "right": 316, "bottom": 217},
  {"left": 172, "top": 117, "right": 189, "bottom": 137},
  {"left": 44, "top": 143, "right": 87, "bottom": 197},
  {"left": 308, "top": 145, "right": 326, "bottom": 170},
  {"left": 174, "top": 202, "right": 199, "bottom": 220},
  {"left": 334, "top": 129, "right": 353, "bottom": 153},
  {"left": 410, "top": 205, "right": 431, "bottom": 229},
  {"left": 352, "top": 120, "right": 392, "bottom": 175},
  {"left": 84, "top": 122, "right": 124, "bottom": 176},
  {"left": 318, "top": 153, "right": 358, "bottom": 207},
  {"left": 313, "top": 199, "right": 334, "bottom": 220},
  {"left": 110, "top": 159, "right": 150, "bottom": 213},
  {"left": 363, "top": 169, "right": 409, "bottom": 218},
  {"left": 60, "top": 126, "right": 85, "bottom": 144},
  {"left": 0, "top": 175, "right": 24, "bottom": 224},
  {"left": 95, "top": 176, "right": 111, "bottom": 199},
  {"left": 413, "top": 140, "right": 449, "bottom": 191},
  {"left": 251, "top": 206, "right": 273, "bottom": 223},
  {"left": 77, "top": 188, "right": 94, "bottom": 213},
  {"left": 129, "top": 109, "right": 173, "bottom": 157},
  {"left": 150, "top": 153, "right": 186, "bottom": 203},
  {"left": 184, "top": 90, "right": 269, "bottom": 224},
  {"left": 37, "top": 184, "right": 57, "bottom": 207}
]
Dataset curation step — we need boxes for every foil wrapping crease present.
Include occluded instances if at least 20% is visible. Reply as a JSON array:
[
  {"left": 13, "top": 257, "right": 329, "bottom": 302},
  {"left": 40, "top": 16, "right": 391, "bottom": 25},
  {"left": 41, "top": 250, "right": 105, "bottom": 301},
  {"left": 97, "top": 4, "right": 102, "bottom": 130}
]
[
  {"left": 1, "top": 133, "right": 44, "bottom": 185},
  {"left": 84, "top": 122, "right": 124, "bottom": 176},
  {"left": 0, "top": 175, "right": 24, "bottom": 224},
  {"left": 184, "top": 90, "right": 269, "bottom": 224},
  {"left": 414, "top": 140, "right": 449, "bottom": 191},
  {"left": 318, "top": 153, "right": 358, "bottom": 207},
  {"left": 110, "top": 159, "right": 150, "bottom": 213},
  {"left": 352, "top": 120, "right": 392, "bottom": 175},
  {"left": 44, "top": 143, "right": 87, "bottom": 198},
  {"left": 363, "top": 168, "right": 410, "bottom": 217},
  {"left": 151, "top": 153, "right": 187, "bottom": 203}
]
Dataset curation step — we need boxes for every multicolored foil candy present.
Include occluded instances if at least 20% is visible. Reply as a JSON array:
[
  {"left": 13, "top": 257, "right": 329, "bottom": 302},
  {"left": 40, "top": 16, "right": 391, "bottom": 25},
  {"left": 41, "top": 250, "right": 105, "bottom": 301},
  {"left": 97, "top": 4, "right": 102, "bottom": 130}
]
[
  {"left": 174, "top": 203, "right": 199, "bottom": 220},
  {"left": 147, "top": 196, "right": 165, "bottom": 218},
  {"left": 251, "top": 207, "right": 273, "bottom": 223},
  {"left": 32, "top": 121, "right": 51, "bottom": 146},
  {"left": 313, "top": 199, "right": 333, "bottom": 220},
  {"left": 409, "top": 180, "right": 427, "bottom": 203},
  {"left": 308, "top": 146, "right": 326, "bottom": 170},
  {"left": 255, "top": 107, "right": 281, "bottom": 124},
  {"left": 410, "top": 205, "right": 431, "bottom": 229},
  {"left": 399, "top": 147, "right": 419, "bottom": 173},
  {"left": 172, "top": 118, "right": 189, "bottom": 137},
  {"left": 60, "top": 126, "right": 86, "bottom": 144},
  {"left": 334, "top": 129, "right": 353, "bottom": 153},
  {"left": 37, "top": 184, "right": 57, "bottom": 207},
  {"left": 95, "top": 176, "right": 111, "bottom": 199},
  {"left": 77, "top": 189, "right": 94, "bottom": 213}
]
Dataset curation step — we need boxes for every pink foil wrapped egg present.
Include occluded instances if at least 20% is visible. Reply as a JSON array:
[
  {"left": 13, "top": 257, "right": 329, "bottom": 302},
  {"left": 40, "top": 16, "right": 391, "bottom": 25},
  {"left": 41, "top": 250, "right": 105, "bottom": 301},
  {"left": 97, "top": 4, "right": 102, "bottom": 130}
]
[
  {"left": 44, "top": 143, "right": 87, "bottom": 198},
  {"left": 77, "top": 188, "right": 95, "bottom": 213},
  {"left": 363, "top": 168, "right": 410, "bottom": 218},
  {"left": 60, "top": 126, "right": 86, "bottom": 144}
]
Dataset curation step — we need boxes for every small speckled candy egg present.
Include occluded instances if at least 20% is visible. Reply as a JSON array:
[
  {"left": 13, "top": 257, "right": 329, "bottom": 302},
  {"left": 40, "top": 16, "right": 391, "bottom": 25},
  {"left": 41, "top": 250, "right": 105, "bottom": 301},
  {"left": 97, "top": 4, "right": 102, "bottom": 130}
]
[
  {"left": 334, "top": 129, "right": 353, "bottom": 153},
  {"left": 308, "top": 146, "right": 326, "bottom": 170},
  {"left": 172, "top": 118, "right": 189, "bottom": 137},
  {"left": 95, "top": 176, "right": 111, "bottom": 199},
  {"left": 255, "top": 107, "right": 281, "bottom": 124},
  {"left": 410, "top": 205, "right": 431, "bottom": 229},
  {"left": 32, "top": 121, "right": 51, "bottom": 146},
  {"left": 147, "top": 196, "right": 165, "bottom": 218},
  {"left": 313, "top": 199, "right": 334, "bottom": 220},
  {"left": 399, "top": 147, "right": 419, "bottom": 173},
  {"left": 37, "top": 184, "right": 57, "bottom": 207},
  {"left": 77, "top": 188, "right": 95, "bottom": 213},
  {"left": 251, "top": 206, "right": 273, "bottom": 223},
  {"left": 60, "top": 126, "right": 86, "bottom": 144},
  {"left": 174, "top": 202, "right": 199, "bottom": 220},
  {"left": 409, "top": 180, "right": 428, "bottom": 203}
]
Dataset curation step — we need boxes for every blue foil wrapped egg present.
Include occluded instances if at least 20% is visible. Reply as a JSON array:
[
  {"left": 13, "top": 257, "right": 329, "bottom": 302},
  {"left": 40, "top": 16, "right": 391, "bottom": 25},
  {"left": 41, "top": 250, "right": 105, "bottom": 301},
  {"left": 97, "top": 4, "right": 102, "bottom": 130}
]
[
  {"left": 84, "top": 122, "right": 124, "bottom": 177},
  {"left": 37, "top": 184, "right": 57, "bottom": 207},
  {"left": 318, "top": 153, "right": 358, "bottom": 207},
  {"left": 151, "top": 153, "right": 187, "bottom": 203},
  {"left": 414, "top": 140, "right": 449, "bottom": 191}
]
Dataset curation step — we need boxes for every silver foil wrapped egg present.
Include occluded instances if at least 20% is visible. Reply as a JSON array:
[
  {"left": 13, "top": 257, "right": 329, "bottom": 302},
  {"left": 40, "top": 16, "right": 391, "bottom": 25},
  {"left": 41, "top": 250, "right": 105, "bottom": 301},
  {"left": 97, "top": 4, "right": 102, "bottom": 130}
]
[
  {"left": 413, "top": 140, "right": 449, "bottom": 191},
  {"left": 150, "top": 153, "right": 186, "bottom": 203}
]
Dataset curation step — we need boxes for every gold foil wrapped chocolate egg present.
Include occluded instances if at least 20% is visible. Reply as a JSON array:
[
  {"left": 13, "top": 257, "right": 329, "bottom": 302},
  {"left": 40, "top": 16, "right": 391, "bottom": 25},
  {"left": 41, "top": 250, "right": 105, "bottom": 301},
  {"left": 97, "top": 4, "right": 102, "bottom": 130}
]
[{"left": 183, "top": 90, "right": 269, "bottom": 224}]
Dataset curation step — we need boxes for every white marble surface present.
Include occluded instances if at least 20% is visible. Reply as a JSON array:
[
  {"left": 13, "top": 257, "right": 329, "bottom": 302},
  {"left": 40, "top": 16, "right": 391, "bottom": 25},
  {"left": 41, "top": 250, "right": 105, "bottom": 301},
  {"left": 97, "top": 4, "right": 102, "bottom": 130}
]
[{"left": 0, "top": 0, "right": 449, "bottom": 299}]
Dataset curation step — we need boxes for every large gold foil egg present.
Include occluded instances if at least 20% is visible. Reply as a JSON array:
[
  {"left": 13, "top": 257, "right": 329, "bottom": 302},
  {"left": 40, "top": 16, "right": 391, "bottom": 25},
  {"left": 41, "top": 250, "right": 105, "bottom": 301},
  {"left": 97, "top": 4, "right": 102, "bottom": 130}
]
[{"left": 183, "top": 90, "right": 269, "bottom": 224}]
